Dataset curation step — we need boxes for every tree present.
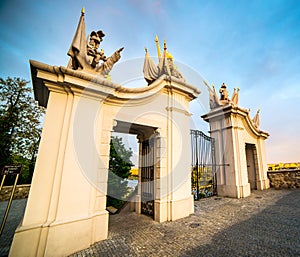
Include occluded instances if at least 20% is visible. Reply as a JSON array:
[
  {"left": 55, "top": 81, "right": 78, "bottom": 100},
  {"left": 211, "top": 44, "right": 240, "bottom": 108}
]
[
  {"left": 107, "top": 136, "right": 134, "bottom": 209},
  {"left": 0, "top": 77, "right": 45, "bottom": 184}
]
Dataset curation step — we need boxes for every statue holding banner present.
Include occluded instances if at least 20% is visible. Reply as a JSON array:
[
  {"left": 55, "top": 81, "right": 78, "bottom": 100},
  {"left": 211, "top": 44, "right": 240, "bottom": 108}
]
[{"left": 67, "top": 8, "right": 124, "bottom": 76}]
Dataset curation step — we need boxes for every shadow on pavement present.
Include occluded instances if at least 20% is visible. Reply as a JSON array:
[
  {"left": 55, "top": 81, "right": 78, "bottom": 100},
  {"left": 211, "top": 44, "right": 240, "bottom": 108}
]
[
  {"left": 0, "top": 199, "right": 27, "bottom": 257},
  {"left": 181, "top": 189, "right": 300, "bottom": 257}
]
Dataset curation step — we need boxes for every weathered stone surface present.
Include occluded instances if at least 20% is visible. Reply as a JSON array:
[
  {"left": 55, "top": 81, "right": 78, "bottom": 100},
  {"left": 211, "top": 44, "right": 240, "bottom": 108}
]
[{"left": 268, "top": 169, "right": 300, "bottom": 189}]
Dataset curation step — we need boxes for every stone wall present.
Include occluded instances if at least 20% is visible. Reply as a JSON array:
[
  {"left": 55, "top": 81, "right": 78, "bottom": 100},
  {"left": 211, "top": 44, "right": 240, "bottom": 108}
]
[
  {"left": 0, "top": 184, "right": 31, "bottom": 201},
  {"left": 267, "top": 169, "right": 300, "bottom": 189}
]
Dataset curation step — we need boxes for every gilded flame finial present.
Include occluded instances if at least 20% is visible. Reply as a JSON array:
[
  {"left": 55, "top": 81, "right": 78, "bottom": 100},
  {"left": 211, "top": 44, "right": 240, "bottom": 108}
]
[
  {"left": 155, "top": 35, "right": 161, "bottom": 58},
  {"left": 81, "top": 7, "right": 85, "bottom": 15},
  {"left": 143, "top": 36, "right": 185, "bottom": 84}
]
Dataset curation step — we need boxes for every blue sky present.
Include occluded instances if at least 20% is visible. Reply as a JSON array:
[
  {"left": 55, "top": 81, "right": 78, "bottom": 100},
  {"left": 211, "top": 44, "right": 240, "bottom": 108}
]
[{"left": 0, "top": 0, "right": 299, "bottom": 163}]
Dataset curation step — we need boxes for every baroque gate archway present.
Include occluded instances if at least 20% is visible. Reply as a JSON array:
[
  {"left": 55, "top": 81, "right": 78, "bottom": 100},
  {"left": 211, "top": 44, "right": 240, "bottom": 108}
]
[{"left": 10, "top": 29, "right": 200, "bottom": 257}]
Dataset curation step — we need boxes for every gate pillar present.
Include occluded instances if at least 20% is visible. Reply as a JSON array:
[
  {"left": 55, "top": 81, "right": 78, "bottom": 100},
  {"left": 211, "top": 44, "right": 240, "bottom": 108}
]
[
  {"left": 202, "top": 85, "right": 270, "bottom": 198},
  {"left": 9, "top": 11, "right": 200, "bottom": 254},
  {"left": 9, "top": 58, "right": 200, "bottom": 256}
]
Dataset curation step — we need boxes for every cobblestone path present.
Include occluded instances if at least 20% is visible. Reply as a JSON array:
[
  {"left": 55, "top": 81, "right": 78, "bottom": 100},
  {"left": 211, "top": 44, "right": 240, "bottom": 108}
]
[
  {"left": 71, "top": 189, "right": 300, "bottom": 257},
  {"left": 0, "top": 199, "right": 27, "bottom": 257},
  {"left": 1, "top": 189, "right": 299, "bottom": 257}
]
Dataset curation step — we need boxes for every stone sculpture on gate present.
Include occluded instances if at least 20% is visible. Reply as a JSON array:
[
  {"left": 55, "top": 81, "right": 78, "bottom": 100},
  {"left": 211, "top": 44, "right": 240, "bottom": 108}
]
[
  {"left": 202, "top": 80, "right": 270, "bottom": 198},
  {"left": 143, "top": 36, "right": 185, "bottom": 85},
  {"left": 67, "top": 8, "right": 124, "bottom": 76}
]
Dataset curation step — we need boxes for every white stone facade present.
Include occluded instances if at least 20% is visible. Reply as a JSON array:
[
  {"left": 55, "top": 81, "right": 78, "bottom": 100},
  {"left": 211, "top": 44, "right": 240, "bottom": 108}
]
[
  {"left": 9, "top": 60, "right": 200, "bottom": 257},
  {"left": 202, "top": 105, "right": 270, "bottom": 198}
]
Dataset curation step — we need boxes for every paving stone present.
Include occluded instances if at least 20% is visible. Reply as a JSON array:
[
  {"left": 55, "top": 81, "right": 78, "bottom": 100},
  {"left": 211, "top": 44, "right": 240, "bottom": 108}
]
[
  {"left": 0, "top": 199, "right": 27, "bottom": 257},
  {"left": 1, "top": 189, "right": 300, "bottom": 257},
  {"left": 70, "top": 189, "right": 300, "bottom": 257}
]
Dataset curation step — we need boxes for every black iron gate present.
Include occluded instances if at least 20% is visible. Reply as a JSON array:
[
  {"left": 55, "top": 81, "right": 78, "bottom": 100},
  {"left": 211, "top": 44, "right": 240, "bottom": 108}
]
[
  {"left": 191, "top": 130, "right": 217, "bottom": 200},
  {"left": 141, "top": 139, "right": 154, "bottom": 217}
]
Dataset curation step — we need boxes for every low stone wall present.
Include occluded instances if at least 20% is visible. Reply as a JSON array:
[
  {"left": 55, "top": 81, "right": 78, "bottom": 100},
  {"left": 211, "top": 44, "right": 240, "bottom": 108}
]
[
  {"left": 0, "top": 184, "right": 31, "bottom": 201},
  {"left": 267, "top": 169, "right": 300, "bottom": 189}
]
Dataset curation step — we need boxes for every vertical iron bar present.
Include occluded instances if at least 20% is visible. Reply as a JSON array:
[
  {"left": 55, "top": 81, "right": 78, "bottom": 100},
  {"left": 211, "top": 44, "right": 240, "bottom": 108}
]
[
  {"left": 199, "top": 131, "right": 203, "bottom": 196},
  {"left": 191, "top": 131, "right": 194, "bottom": 197},
  {"left": 195, "top": 132, "right": 199, "bottom": 200},
  {"left": 212, "top": 138, "right": 217, "bottom": 195}
]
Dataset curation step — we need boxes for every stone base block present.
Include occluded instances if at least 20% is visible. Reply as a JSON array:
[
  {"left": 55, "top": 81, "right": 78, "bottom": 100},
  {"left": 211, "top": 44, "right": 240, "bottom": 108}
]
[
  {"left": 154, "top": 195, "right": 194, "bottom": 222},
  {"left": 154, "top": 200, "right": 168, "bottom": 222},
  {"left": 9, "top": 211, "right": 108, "bottom": 257},
  {"left": 217, "top": 183, "right": 251, "bottom": 198},
  {"left": 135, "top": 194, "right": 141, "bottom": 214},
  {"left": 171, "top": 195, "right": 194, "bottom": 221},
  {"left": 257, "top": 178, "right": 270, "bottom": 190}
]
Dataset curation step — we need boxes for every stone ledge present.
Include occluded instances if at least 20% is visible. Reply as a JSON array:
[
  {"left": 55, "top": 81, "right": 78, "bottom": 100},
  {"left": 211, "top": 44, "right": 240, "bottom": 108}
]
[{"left": 0, "top": 184, "right": 31, "bottom": 201}]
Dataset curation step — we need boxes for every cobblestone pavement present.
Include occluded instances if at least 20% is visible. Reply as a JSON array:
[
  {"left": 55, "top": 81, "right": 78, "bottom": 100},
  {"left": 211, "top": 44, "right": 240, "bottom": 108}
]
[
  {"left": 1, "top": 189, "right": 299, "bottom": 257},
  {"left": 71, "top": 189, "right": 300, "bottom": 257},
  {"left": 0, "top": 199, "right": 27, "bottom": 257}
]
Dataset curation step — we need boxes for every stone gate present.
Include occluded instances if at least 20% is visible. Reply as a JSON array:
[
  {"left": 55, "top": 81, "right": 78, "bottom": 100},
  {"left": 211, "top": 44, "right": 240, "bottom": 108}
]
[
  {"left": 9, "top": 9, "right": 270, "bottom": 257},
  {"left": 9, "top": 10, "right": 199, "bottom": 257},
  {"left": 201, "top": 83, "right": 270, "bottom": 198}
]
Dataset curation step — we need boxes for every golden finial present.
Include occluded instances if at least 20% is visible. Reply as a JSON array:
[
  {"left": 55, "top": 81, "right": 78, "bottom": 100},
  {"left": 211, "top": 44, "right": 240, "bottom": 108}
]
[
  {"left": 237, "top": 87, "right": 240, "bottom": 92},
  {"left": 164, "top": 39, "right": 167, "bottom": 51},
  {"left": 212, "top": 83, "right": 215, "bottom": 89},
  {"left": 257, "top": 108, "right": 260, "bottom": 113},
  {"left": 81, "top": 7, "right": 85, "bottom": 15},
  {"left": 155, "top": 35, "right": 161, "bottom": 58},
  {"left": 166, "top": 52, "right": 173, "bottom": 59}
]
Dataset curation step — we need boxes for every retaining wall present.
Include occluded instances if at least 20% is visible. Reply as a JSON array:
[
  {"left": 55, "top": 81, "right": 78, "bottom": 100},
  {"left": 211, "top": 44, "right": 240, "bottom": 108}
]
[
  {"left": 0, "top": 184, "right": 31, "bottom": 201},
  {"left": 267, "top": 169, "right": 300, "bottom": 189}
]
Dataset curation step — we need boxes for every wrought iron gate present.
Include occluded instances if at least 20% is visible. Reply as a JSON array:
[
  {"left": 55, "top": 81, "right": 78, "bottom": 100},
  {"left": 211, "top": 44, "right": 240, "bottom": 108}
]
[
  {"left": 191, "top": 130, "right": 217, "bottom": 200},
  {"left": 141, "top": 139, "right": 154, "bottom": 217}
]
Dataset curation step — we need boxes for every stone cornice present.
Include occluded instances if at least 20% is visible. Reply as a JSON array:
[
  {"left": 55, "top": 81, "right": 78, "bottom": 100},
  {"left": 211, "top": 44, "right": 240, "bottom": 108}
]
[
  {"left": 201, "top": 104, "right": 269, "bottom": 139},
  {"left": 165, "top": 107, "right": 192, "bottom": 116},
  {"left": 30, "top": 60, "right": 201, "bottom": 107}
]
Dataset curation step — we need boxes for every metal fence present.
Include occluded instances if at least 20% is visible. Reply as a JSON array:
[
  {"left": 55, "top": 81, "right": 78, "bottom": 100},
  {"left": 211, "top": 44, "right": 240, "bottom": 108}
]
[{"left": 191, "top": 130, "right": 217, "bottom": 200}]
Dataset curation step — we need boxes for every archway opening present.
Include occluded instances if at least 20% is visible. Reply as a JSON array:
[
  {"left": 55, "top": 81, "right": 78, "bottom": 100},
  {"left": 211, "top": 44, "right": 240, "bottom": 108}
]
[
  {"left": 245, "top": 143, "right": 258, "bottom": 190},
  {"left": 109, "top": 120, "right": 158, "bottom": 219}
]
